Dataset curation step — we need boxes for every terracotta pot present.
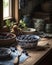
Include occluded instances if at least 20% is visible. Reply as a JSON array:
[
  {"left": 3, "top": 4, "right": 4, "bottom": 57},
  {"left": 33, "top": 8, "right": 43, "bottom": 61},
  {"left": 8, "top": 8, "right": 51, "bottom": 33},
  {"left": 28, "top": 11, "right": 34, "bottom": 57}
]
[{"left": 0, "top": 26, "right": 10, "bottom": 32}]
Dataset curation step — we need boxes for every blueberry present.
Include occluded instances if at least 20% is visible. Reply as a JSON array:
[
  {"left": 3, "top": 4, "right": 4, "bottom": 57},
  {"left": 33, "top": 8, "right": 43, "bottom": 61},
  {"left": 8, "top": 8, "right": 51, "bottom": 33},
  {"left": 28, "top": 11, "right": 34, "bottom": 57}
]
[
  {"left": 15, "top": 47, "right": 17, "bottom": 50},
  {"left": 10, "top": 47, "right": 15, "bottom": 52},
  {"left": 22, "top": 50, "right": 26, "bottom": 53},
  {"left": 25, "top": 52, "right": 29, "bottom": 56}
]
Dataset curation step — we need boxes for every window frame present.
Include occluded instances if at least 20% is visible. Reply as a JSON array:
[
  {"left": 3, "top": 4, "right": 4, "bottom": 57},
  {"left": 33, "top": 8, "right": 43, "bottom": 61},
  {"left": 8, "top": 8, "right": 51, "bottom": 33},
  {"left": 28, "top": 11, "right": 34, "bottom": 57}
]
[
  {"left": 2, "top": 0, "right": 19, "bottom": 24},
  {"left": 9, "top": 0, "right": 12, "bottom": 17},
  {"left": 3, "top": 0, "right": 19, "bottom": 22},
  {"left": 3, "top": 0, "right": 12, "bottom": 20}
]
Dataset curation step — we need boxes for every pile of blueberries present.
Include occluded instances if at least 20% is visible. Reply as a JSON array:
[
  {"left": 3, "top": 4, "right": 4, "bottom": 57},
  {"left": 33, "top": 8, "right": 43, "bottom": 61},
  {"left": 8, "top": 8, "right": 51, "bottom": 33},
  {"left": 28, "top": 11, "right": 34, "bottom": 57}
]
[
  {"left": 0, "top": 33, "right": 13, "bottom": 39},
  {"left": 17, "top": 35, "right": 37, "bottom": 41}
]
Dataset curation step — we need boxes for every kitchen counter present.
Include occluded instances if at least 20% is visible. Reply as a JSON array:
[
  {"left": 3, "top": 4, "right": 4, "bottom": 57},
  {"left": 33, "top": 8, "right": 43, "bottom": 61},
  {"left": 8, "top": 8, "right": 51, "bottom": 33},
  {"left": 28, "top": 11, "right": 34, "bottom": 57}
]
[{"left": 19, "top": 38, "right": 52, "bottom": 65}]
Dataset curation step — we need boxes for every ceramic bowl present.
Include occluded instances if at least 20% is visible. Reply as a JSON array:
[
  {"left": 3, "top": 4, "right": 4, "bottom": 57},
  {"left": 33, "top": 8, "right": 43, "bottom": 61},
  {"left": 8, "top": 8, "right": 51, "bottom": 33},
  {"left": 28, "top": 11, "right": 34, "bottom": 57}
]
[
  {"left": 22, "top": 28, "right": 36, "bottom": 34},
  {"left": 0, "top": 48, "right": 11, "bottom": 59},
  {"left": 16, "top": 35, "right": 40, "bottom": 48}
]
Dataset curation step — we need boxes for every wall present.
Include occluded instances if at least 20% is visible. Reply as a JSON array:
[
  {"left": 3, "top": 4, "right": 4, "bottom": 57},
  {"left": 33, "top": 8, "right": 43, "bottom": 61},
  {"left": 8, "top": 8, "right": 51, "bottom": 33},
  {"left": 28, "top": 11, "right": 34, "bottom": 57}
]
[
  {"left": 20, "top": 0, "right": 44, "bottom": 15},
  {"left": 0, "top": 0, "right": 3, "bottom": 27}
]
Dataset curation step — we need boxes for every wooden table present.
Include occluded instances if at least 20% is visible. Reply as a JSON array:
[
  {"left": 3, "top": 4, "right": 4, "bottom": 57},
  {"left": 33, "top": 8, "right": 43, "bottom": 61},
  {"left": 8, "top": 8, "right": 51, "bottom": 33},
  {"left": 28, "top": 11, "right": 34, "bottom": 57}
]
[{"left": 19, "top": 38, "right": 52, "bottom": 65}]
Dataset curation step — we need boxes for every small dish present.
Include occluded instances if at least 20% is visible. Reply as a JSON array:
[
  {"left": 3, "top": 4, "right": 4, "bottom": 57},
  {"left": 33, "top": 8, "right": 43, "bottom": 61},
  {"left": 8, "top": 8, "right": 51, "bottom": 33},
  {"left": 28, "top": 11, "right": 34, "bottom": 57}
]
[{"left": 22, "top": 28, "right": 36, "bottom": 34}]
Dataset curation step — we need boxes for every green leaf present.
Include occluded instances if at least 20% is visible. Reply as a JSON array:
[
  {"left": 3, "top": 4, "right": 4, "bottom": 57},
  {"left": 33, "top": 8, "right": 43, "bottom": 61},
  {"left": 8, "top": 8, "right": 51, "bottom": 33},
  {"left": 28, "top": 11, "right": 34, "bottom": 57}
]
[{"left": 5, "top": 20, "right": 11, "bottom": 27}]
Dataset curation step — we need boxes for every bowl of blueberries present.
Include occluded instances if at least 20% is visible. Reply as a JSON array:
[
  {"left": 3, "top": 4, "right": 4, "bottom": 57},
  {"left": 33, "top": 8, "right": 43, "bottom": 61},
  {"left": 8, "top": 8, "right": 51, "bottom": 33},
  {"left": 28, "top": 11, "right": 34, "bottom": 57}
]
[
  {"left": 16, "top": 35, "right": 40, "bottom": 48},
  {"left": 0, "top": 32, "right": 16, "bottom": 46},
  {"left": 0, "top": 48, "right": 11, "bottom": 59}
]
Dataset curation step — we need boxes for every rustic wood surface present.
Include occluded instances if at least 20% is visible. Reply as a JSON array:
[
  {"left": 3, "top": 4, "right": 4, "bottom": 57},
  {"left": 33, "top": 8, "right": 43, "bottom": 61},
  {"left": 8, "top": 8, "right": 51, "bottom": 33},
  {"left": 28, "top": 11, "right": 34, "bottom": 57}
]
[{"left": 19, "top": 38, "right": 52, "bottom": 65}]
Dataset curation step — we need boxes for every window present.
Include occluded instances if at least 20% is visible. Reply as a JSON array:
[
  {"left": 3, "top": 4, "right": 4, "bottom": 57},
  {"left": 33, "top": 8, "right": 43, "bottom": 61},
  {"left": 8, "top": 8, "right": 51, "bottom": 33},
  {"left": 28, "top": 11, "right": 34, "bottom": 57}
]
[{"left": 3, "top": 0, "right": 12, "bottom": 19}]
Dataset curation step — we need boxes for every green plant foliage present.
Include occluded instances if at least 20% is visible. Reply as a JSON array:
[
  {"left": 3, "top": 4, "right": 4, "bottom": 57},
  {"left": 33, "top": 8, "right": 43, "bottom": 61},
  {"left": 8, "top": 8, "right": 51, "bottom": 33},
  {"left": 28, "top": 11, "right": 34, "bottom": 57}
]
[
  {"left": 5, "top": 20, "right": 15, "bottom": 29},
  {"left": 19, "top": 19, "right": 27, "bottom": 29},
  {"left": 5, "top": 19, "right": 11, "bottom": 28}
]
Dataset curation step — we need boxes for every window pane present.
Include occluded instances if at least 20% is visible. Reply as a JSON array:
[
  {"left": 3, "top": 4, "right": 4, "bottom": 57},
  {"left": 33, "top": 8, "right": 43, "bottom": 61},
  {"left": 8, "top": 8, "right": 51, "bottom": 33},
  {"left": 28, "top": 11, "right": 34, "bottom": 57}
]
[{"left": 3, "top": 0, "right": 11, "bottom": 18}]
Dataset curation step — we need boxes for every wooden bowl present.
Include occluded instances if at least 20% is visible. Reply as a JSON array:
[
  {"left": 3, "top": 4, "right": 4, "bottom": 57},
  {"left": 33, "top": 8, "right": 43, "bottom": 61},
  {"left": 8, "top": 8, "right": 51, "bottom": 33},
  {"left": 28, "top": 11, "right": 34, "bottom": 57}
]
[{"left": 0, "top": 32, "right": 16, "bottom": 46}]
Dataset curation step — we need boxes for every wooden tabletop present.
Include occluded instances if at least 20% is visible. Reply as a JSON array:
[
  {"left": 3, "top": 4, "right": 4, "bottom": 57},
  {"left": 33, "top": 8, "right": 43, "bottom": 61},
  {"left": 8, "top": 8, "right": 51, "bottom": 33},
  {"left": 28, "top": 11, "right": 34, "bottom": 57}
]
[{"left": 19, "top": 38, "right": 52, "bottom": 65}]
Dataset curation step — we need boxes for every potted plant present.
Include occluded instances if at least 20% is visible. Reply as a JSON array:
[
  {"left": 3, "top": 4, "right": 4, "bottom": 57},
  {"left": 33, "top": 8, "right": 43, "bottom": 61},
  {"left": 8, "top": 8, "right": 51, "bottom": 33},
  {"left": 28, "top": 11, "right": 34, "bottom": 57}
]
[{"left": 3, "top": 19, "right": 14, "bottom": 32}]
